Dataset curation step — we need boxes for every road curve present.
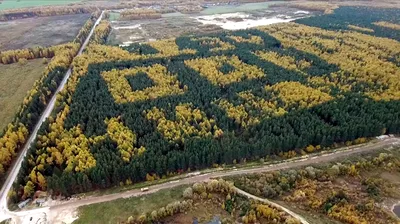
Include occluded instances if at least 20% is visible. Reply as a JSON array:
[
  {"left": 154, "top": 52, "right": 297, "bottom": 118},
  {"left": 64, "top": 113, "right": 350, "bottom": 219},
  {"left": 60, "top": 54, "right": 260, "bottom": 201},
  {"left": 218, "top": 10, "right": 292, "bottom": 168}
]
[
  {"left": 234, "top": 186, "right": 310, "bottom": 224},
  {"left": 45, "top": 137, "right": 399, "bottom": 223},
  {"left": 0, "top": 11, "right": 104, "bottom": 222}
]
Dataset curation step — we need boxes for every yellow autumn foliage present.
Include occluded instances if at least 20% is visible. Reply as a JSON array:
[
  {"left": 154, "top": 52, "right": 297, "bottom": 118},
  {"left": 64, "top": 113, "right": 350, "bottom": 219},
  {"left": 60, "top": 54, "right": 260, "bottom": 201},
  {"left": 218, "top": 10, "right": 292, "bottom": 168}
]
[
  {"left": 261, "top": 23, "right": 400, "bottom": 100},
  {"left": 266, "top": 81, "right": 333, "bottom": 110},
  {"left": 106, "top": 117, "right": 145, "bottom": 162},
  {"left": 101, "top": 64, "right": 185, "bottom": 103},
  {"left": 185, "top": 55, "right": 265, "bottom": 86},
  {"left": 146, "top": 103, "right": 223, "bottom": 143}
]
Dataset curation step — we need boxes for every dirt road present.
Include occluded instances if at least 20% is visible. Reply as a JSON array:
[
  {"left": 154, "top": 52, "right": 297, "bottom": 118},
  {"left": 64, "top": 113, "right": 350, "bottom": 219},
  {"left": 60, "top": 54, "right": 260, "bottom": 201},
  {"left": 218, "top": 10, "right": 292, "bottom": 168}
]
[
  {"left": 45, "top": 137, "right": 399, "bottom": 223},
  {"left": 235, "top": 186, "right": 310, "bottom": 224}
]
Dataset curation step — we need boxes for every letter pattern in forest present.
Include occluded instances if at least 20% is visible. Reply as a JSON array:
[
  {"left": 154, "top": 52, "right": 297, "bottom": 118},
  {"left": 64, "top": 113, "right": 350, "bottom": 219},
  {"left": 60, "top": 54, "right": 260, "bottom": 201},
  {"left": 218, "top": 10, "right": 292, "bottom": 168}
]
[
  {"left": 146, "top": 103, "right": 223, "bottom": 143},
  {"left": 185, "top": 55, "right": 265, "bottom": 86},
  {"left": 101, "top": 64, "right": 186, "bottom": 103},
  {"left": 14, "top": 7, "right": 400, "bottom": 201},
  {"left": 190, "top": 37, "right": 236, "bottom": 52}
]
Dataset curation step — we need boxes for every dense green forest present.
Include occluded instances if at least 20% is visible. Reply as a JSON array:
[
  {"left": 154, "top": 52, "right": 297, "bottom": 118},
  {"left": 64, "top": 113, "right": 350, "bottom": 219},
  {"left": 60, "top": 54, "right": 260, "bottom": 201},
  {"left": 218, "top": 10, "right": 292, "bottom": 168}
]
[
  {"left": 13, "top": 7, "right": 400, "bottom": 200},
  {"left": 296, "top": 7, "right": 400, "bottom": 41}
]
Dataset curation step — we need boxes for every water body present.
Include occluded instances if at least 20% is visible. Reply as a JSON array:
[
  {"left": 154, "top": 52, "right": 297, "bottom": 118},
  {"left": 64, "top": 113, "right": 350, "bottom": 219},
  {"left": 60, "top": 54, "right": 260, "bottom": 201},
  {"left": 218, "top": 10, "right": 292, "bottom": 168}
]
[
  {"left": 193, "top": 3, "right": 313, "bottom": 30},
  {"left": 393, "top": 204, "right": 400, "bottom": 218},
  {"left": 200, "top": 1, "right": 283, "bottom": 15}
]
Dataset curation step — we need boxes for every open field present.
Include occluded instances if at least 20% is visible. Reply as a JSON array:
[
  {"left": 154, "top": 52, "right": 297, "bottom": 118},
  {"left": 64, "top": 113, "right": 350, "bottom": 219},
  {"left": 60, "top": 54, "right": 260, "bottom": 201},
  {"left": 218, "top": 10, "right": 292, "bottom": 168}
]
[
  {"left": 0, "top": 13, "right": 89, "bottom": 51},
  {"left": 108, "top": 15, "right": 222, "bottom": 45},
  {"left": 74, "top": 179, "right": 300, "bottom": 224},
  {"left": 0, "top": 0, "right": 83, "bottom": 10},
  {"left": 108, "top": 2, "right": 316, "bottom": 46},
  {"left": 0, "top": 59, "right": 46, "bottom": 131},
  {"left": 74, "top": 185, "right": 187, "bottom": 224}
]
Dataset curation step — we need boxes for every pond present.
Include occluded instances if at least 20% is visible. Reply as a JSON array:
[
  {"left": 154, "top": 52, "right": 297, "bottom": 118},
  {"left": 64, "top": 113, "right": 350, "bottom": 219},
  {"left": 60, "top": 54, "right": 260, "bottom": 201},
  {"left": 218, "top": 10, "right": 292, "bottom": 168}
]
[
  {"left": 200, "top": 1, "right": 285, "bottom": 15},
  {"left": 193, "top": 1, "right": 313, "bottom": 30}
]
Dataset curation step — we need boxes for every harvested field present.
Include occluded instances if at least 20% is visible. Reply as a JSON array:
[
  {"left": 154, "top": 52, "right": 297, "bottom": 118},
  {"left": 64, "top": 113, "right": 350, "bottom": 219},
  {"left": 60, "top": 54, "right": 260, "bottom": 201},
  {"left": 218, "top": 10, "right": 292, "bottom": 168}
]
[
  {"left": 0, "top": 0, "right": 83, "bottom": 10},
  {"left": 0, "top": 59, "right": 46, "bottom": 131},
  {"left": 0, "top": 13, "right": 90, "bottom": 51}
]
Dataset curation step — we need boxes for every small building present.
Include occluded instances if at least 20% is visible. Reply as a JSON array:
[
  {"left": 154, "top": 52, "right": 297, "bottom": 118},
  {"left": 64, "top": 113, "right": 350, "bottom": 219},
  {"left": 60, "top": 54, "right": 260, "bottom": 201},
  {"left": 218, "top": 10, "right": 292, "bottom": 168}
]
[
  {"left": 18, "top": 198, "right": 31, "bottom": 209},
  {"left": 35, "top": 198, "right": 46, "bottom": 206}
]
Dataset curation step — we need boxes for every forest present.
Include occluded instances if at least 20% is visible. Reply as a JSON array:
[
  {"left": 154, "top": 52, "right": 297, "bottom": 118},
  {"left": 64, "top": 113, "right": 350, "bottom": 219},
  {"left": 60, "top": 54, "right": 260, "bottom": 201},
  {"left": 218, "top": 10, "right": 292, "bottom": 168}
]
[
  {"left": 12, "top": 7, "right": 400, "bottom": 200},
  {"left": 0, "top": 11, "right": 102, "bottom": 183},
  {"left": 296, "top": 7, "right": 400, "bottom": 41}
]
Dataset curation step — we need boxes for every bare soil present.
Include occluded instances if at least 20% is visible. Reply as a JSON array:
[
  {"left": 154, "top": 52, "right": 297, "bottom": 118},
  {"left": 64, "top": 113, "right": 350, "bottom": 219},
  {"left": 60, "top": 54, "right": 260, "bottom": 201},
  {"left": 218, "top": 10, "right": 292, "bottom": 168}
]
[
  {"left": 0, "top": 14, "right": 90, "bottom": 51},
  {"left": 281, "top": 169, "right": 400, "bottom": 224},
  {"left": 162, "top": 195, "right": 233, "bottom": 224},
  {"left": 107, "top": 15, "right": 222, "bottom": 46}
]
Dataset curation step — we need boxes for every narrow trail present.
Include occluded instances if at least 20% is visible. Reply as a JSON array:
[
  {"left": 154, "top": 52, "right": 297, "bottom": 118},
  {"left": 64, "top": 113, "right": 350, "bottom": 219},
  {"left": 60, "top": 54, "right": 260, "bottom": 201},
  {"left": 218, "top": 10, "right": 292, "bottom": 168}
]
[
  {"left": 234, "top": 186, "right": 310, "bottom": 224},
  {"left": 0, "top": 11, "right": 105, "bottom": 223}
]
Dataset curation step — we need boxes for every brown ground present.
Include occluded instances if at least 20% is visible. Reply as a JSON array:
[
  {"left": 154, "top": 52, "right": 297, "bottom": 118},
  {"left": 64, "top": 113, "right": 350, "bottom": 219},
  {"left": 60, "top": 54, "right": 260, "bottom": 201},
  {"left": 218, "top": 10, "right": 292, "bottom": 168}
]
[
  {"left": 108, "top": 15, "right": 221, "bottom": 45},
  {"left": 0, "top": 13, "right": 90, "bottom": 51},
  {"left": 162, "top": 199, "right": 232, "bottom": 224},
  {"left": 280, "top": 169, "right": 400, "bottom": 224}
]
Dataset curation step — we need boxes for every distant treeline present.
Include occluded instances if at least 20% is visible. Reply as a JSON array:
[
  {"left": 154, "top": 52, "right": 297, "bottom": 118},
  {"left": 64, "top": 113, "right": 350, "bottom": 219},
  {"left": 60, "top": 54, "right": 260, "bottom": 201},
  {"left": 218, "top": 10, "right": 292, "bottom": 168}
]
[
  {"left": 0, "top": 5, "right": 100, "bottom": 21},
  {"left": 119, "top": 9, "right": 161, "bottom": 20},
  {"left": 0, "top": 47, "right": 55, "bottom": 64}
]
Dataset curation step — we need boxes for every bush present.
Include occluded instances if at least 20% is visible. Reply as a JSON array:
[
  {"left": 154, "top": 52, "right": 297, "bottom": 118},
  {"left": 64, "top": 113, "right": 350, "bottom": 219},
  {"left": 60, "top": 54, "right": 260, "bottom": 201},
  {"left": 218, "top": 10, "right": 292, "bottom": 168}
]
[
  {"left": 18, "top": 58, "right": 28, "bottom": 65},
  {"left": 183, "top": 187, "right": 193, "bottom": 199},
  {"left": 192, "top": 183, "right": 206, "bottom": 194}
]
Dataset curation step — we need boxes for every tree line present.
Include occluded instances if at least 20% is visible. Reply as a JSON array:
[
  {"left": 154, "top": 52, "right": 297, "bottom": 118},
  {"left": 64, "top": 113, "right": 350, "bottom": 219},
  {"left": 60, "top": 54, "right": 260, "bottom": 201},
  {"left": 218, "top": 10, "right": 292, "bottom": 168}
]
[
  {"left": 90, "top": 20, "right": 112, "bottom": 45},
  {"left": 0, "top": 5, "right": 99, "bottom": 21},
  {"left": 119, "top": 9, "right": 161, "bottom": 20},
  {"left": 0, "top": 47, "right": 54, "bottom": 64}
]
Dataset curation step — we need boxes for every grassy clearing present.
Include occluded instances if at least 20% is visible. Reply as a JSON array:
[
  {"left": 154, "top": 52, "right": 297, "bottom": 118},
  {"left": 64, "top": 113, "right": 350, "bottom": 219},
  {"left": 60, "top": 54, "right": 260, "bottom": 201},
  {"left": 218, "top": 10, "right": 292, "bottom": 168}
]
[
  {"left": 0, "top": 0, "right": 83, "bottom": 10},
  {"left": 0, "top": 59, "right": 46, "bottom": 131},
  {"left": 74, "top": 185, "right": 187, "bottom": 224},
  {"left": 163, "top": 195, "right": 233, "bottom": 223},
  {"left": 108, "top": 12, "right": 120, "bottom": 21}
]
